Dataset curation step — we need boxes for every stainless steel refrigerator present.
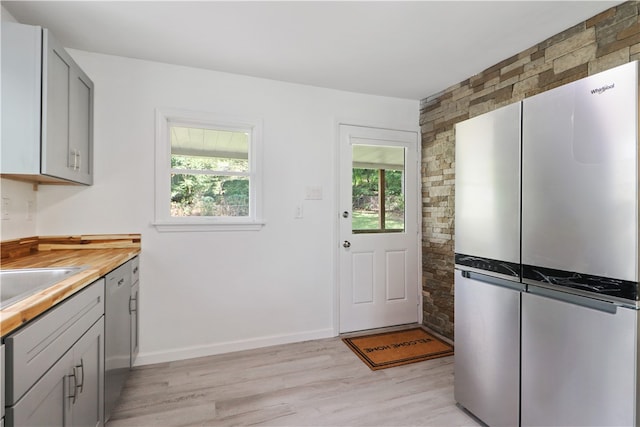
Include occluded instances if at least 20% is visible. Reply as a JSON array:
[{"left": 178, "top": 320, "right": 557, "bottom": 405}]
[
  {"left": 520, "top": 60, "right": 639, "bottom": 426},
  {"left": 454, "top": 102, "right": 523, "bottom": 427}
]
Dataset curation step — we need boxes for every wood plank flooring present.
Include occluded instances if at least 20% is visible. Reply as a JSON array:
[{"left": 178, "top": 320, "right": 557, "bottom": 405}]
[{"left": 107, "top": 332, "right": 480, "bottom": 426}]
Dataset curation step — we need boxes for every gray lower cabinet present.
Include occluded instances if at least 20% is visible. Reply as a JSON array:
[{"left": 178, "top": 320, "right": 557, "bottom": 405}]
[
  {"left": 8, "top": 347, "right": 70, "bottom": 426},
  {"left": 105, "top": 256, "right": 140, "bottom": 421},
  {"left": 104, "top": 262, "right": 131, "bottom": 421},
  {"left": 7, "top": 319, "right": 103, "bottom": 427},
  {"left": 68, "top": 318, "right": 104, "bottom": 427},
  {"left": 1, "top": 343, "right": 5, "bottom": 427},
  {"left": 130, "top": 257, "right": 140, "bottom": 367},
  {"left": 5, "top": 279, "right": 105, "bottom": 427}
]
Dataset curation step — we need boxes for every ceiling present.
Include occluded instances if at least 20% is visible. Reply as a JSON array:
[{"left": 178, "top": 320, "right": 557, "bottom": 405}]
[{"left": 2, "top": 1, "right": 623, "bottom": 100}]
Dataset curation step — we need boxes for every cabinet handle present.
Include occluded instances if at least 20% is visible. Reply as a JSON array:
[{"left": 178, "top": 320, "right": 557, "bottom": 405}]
[
  {"left": 118, "top": 278, "right": 125, "bottom": 286},
  {"left": 76, "top": 358, "right": 85, "bottom": 393},
  {"left": 129, "top": 295, "right": 137, "bottom": 314},
  {"left": 133, "top": 266, "right": 139, "bottom": 274},
  {"left": 69, "top": 149, "right": 81, "bottom": 171},
  {"left": 68, "top": 371, "right": 78, "bottom": 404}
]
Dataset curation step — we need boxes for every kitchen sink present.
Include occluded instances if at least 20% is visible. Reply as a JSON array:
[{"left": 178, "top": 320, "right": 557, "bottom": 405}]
[{"left": 0, "top": 266, "right": 86, "bottom": 309}]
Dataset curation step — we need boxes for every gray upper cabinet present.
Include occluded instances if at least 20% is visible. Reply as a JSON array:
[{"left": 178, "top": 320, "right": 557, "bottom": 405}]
[{"left": 1, "top": 22, "right": 94, "bottom": 185}]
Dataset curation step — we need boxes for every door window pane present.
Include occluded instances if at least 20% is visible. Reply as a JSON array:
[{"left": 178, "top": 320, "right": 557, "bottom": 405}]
[{"left": 352, "top": 145, "right": 405, "bottom": 233}]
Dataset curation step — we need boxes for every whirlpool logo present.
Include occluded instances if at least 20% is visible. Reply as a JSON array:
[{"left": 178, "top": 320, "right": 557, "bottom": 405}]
[{"left": 591, "top": 83, "right": 615, "bottom": 94}]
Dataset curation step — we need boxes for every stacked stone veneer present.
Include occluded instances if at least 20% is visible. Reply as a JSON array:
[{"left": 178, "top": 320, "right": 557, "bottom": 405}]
[{"left": 420, "top": 1, "right": 640, "bottom": 339}]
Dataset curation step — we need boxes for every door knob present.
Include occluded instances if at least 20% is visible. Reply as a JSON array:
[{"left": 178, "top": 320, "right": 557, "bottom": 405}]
[
  {"left": 343, "top": 240, "right": 351, "bottom": 248},
  {"left": 342, "top": 211, "right": 349, "bottom": 218}
]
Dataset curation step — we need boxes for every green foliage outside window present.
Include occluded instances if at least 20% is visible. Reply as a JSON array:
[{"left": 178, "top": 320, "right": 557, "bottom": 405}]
[
  {"left": 352, "top": 168, "right": 404, "bottom": 230},
  {"left": 171, "top": 155, "right": 249, "bottom": 217}
]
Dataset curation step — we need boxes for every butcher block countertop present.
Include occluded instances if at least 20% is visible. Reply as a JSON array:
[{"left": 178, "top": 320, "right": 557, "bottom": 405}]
[{"left": 0, "top": 234, "right": 141, "bottom": 337}]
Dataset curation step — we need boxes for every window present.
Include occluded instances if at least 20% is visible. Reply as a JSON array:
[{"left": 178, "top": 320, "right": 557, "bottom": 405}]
[
  {"left": 351, "top": 144, "right": 405, "bottom": 233},
  {"left": 154, "top": 109, "right": 263, "bottom": 231}
]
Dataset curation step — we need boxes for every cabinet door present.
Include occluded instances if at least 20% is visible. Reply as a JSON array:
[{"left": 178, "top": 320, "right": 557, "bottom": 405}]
[
  {"left": 69, "top": 66, "right": 93, "bottom": 185},
  {"left": 6, "top": 350, "right": 72, "bottom": 427},
  {"left": 41, "top": 29, "right": 72, "bottom": 182},
  {"left": 69, "top": 318, "right": 104, "bottom": 427},
  {"left": 105, "top": 263, "right": 132, "bottom": 420},
  {"left": 0, "top": 22, "right": 43, "bottom": 175},
  {"left": 41, "top": 29, "right": 93, "bottom": 185},
  {"left": 130, "top": 281, "right": 139, "bottom": 367},
  {"left": 1, "top": 344, "right": 5, "bottom": 420}
]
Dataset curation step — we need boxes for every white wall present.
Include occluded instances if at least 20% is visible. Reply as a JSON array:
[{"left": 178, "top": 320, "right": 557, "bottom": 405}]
[
  {"left": 0, "top": 179, "right": 37, "bottom": 240},
  {"left": 34, "top": 51, "right": 419, "bottom": 364}
]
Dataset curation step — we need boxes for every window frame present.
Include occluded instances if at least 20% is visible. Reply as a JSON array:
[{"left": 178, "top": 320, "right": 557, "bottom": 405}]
[{"left": 153, "top": 108, "right": 264, "bottom": 232}]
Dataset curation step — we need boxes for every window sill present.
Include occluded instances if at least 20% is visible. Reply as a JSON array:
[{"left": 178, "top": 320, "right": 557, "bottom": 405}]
[{"left": 152, "top": 220, "right": 266, "bottom": 232}]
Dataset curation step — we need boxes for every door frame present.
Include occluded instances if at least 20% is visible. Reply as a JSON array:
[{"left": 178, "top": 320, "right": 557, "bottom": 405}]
[{"left": 332, "top": 121, "right": 423, "bottom": 336}]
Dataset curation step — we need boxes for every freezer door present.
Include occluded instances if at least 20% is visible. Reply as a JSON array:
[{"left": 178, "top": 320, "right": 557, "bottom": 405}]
[
  {"left": 454, "top": 270, "right": 521, "bottom": 427},
  {"left": 455, "top": 102, "right": 521, "bottom": 269},
  {"left": 521, "top": 290, "right": 638, "bottom": 426},
  {"left": 522, "top": 61, "right": 638, "bottom": 282}
]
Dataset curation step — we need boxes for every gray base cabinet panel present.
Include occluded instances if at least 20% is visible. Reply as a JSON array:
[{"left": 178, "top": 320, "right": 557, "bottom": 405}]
[
  {"left": 130, "top": 279, "right": 139, "bottom": 367},
  {"left": 5, "top": 279, "right": 104, "bottom": 404},
  {"left": 6, "top": 318, "right": 103, "bottom": 427},
  {"left": 105, "top": 259, "right": 133, "bottom": 421},
  {"left": 68, "top": 318, "right": 104, "bottom": 427},
  {"left": 5, "top": 280, "right": 105, "bottom": 427},
  {"left": 130, "top": 255, "right": 140, "bottom": 367},
  {"left": 104, "top": 255, "right": 141, "bottom": 421},
  {"left": 7, "top": 350, "right": 71, "bottom": 426},
  {"left": 1, "top": 344, "right": 5, "bottom": 422}
]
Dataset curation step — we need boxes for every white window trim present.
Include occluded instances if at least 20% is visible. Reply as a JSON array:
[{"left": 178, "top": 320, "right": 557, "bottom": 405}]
[{"left": 153, "top": 108, "right": 265, "bottom": 232}]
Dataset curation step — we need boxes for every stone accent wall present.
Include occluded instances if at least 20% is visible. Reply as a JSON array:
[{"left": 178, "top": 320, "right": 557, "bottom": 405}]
[{"left": 420, "top": 1, "right": 640, "bottom": 339}]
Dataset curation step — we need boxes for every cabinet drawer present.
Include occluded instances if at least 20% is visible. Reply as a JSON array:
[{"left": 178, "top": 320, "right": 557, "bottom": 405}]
[
  {"left": 131, "top": 256, "right": 139, "bottom": 284},
  {"left": 106, "top": 262, "right": 131, "bottom": 291},
  {"left": 5, "top": 279, "right": 104, "bottom": 405}
]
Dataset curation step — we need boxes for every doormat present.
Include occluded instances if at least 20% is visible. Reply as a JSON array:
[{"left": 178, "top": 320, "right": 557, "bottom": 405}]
[{"left": 342, "top": 327, "right": 454, "bottom": 370}]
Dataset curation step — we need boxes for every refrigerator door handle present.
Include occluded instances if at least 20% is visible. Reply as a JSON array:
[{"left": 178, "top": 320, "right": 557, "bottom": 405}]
[
  {"left": 528, "top": 284, "right": 618, "bottom": 314},
  {"left": 458, "top": 269, "right": 525, "bottom": 292}
]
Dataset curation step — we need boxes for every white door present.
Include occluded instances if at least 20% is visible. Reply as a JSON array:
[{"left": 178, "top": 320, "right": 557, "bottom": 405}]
[{"left": 339, "top": 125, "right": 420, "bottom": 333}]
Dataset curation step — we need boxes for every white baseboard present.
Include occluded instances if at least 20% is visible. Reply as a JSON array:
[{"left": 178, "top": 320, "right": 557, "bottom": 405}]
[{"left": 134, "top": 327, "right": 335, "bottom": 366}]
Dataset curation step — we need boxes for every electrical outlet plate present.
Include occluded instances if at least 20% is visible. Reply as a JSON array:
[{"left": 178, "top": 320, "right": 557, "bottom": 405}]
[
  {"left": 2, "top": 197, "right": 10, "bottom": 220},
  {"left": 26, "top": 200, "right": 35, "bottom": 221}
]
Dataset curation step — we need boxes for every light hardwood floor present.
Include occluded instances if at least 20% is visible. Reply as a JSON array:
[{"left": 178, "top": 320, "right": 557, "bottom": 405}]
[{"left": 107, "top": 331, "right": 480, "bottom": 427}]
